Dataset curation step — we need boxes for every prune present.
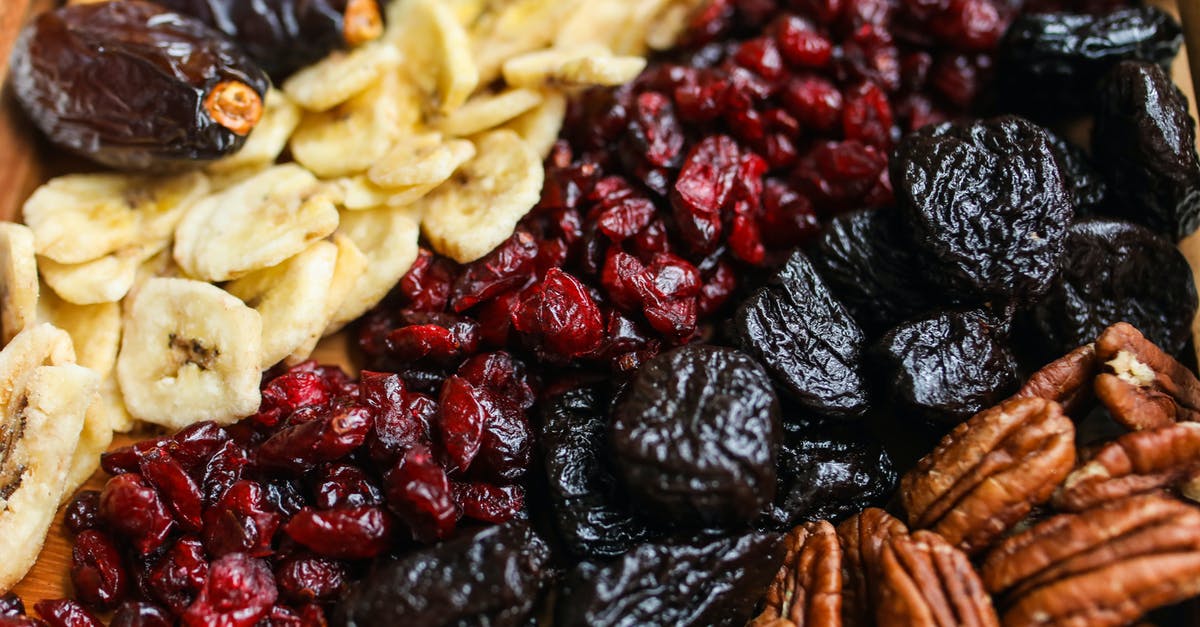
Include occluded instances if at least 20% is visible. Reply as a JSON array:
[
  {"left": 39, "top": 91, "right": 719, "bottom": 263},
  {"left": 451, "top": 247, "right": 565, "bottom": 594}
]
[
  {"left": 611, "top": 345, "right": 780, "bottom": 527},
  {"left": 1044, "top": 131, "right": 1109, "bottom": 214},
  {"left": 10, "top": 1, "right": 269, "bottom": 171},
  {"left": 892, "top": 116, "right": 1072, "bottom": 303},
  {"left": 1092, "top": 61, "right": 1200, "bottom": 239},
  {"left": 154, "top": 0, "right": 383, "bottom": 80},
  {"left": 332, "top": 521, "right": 551, "bottom": 627},
  {"left": 809, "top": 209, "right": 938, "bottom": 336},
  {"left": 540, "top": 385, "right": 661, "bottom": 559},
  {"left": 733, "top": 251, "right": 870, "bottom": 419},
  {"left": 998, "top": 7, "right": 1182, "bottom": 113},
  {"left": 873, "top": 308, "right": 1020, "bottom": 426},
  {"left": 1029, "top": 219, "right": 1198, "bottom": 359},
  {"left": 557, "top": 532, "right": 784, "bottom": 627}
]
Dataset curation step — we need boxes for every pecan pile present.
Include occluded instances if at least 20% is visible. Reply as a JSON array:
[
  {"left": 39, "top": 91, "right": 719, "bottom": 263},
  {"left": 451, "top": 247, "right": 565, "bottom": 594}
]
[{"left": 751, "top": 322, "right": 1200, "bottom": 626}]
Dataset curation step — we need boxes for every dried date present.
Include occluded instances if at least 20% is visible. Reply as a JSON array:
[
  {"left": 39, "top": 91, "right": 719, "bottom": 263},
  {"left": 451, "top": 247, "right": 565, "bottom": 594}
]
[{"left": 1044, "top": 131, "right": 1109, "bottom": 215}]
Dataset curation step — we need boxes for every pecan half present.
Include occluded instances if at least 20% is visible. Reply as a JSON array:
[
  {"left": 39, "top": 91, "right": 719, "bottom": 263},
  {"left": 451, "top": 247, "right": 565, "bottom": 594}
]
[
  {"left": 750, "top": 520, "right": 842, "bottom": 627},
  {"left": 837, "top": 508, "right": 908, "bottom": 627},
  {"left": 1053, "top": 422, "right": 1200, "bottom": 511},
  {"left": 900, "top": 397, "right": 1075, "bottom": 555},
  {"left": 1095, "top": 322, "right": 1200, "bottom": 430},
  {"left": 980, "top": 494, "right": 1200, "bottom": 626},
  {"left": 1013, "top": 343, "right": 1097, "bottom": 416},
  {"left": 875, "top": 530, "right": 999, "bottom": 627}
]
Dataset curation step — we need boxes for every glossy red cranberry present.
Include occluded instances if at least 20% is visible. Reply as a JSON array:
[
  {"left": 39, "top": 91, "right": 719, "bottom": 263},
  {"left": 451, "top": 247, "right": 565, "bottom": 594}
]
[
  {"left": 469, "top": 403, "right": 532, "bottom": 483},
  {"left": 275, "top": 557, "right": 347, "bottom": 603},
  {"left": 360, "top": 371, "right": 435, "bottom": 464},
  {"left": 401, "top": 247, "right": 459, "bottom": 312},
  {"left": 146, "top": 537, "right": 208, "bottom": 613},
  {"left": 64, "top": 490, "right": 101, "bottom": 535},
  {"left": 109, "top": 603, "right": 172, "bottom": 627},
  {"left": 792, "top": 140, "right": 892, "bottom": 212},
  {"left": 455, "top": 352, "right": 534, "bottom": 411},
  {"left": 450, "top": 231, "right": 538, "bottom": 312},
  {"left": 202, "top": 480, "right": 281, "bottom": 558},
  {"left": 100, "top": 438, "right": 167, "bottom": 476},
  {"left": 671, "top": 135, "right": 741, "bottom": 254},
  {"left": 70, "top": 530, "right": 127, "bottom": 611},
  {"left": 138, "top": 449, "right": 203, "bottom": 532},
  {"left": 257, "top": 604, "right": 327, "bottom": 627},
  {"left": 254, "top": 372, "right": 332, "bottom": 428},
  {"left": 621, "top": 91, "right": 685, "bottom": 171},
  {"left": 435, "top": 376, "right": 489, "bottom": 471},
  {"left": 0, "top": 593, "right": 24, "bottom": 617},
  {"left": 511, "top": 269, "right": 604, "bottom": 362},
  {"left": 99, "top": 474, "right": 174, "bottom": 555},
  {"left": 313, "top": 464, "right": 382, "bottom": 509},
  {"left": 928, "top": 0, "right": 1006, "bottom": 51},
  {"left": 283, "top": 507, "right": 393, "bottom": 560},
  {"left": 256, "top": 403, "right": 371, "bottom": 473},
  {"left": 168, "top": 422, "right": 232, "bottom": 472},
  {"left": 0, "top": 617, "right": 44, "bottom": 627},
  {"left": 774, "top": 15, "right": 832, "bottom": 68},
  {"left": 842, "top": 81, "right": 895, "bottom": 148},
  {"left": 200, "top": 440, "right": 249, "bottom": 506},
  {"left": 180, "top": 553, "right": 276, "bottom": 627},
  {"left": 452, "top": 483, "right": 524, "bottom": 523},
  {"left": 384, "top": 317, "right": 480, "bottom": 367},
  {"left": 734, "top": 37, "right": 784, "bottom": 80},
  {"left": 383, "top": 445, "right": 459, "bottom": 543},
  {"left": 32, "top": 600, "right": 100, "bottom": 627}
]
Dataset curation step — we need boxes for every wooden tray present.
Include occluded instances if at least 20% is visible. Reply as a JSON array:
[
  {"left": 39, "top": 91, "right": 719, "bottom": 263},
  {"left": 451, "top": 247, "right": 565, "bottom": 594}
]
[{"left": 2, "top": 0, "right": 1199, "bottom": 612}]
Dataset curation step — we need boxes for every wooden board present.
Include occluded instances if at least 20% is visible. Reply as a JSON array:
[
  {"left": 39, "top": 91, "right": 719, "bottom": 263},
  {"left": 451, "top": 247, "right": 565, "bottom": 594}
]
[{"left": 2, "top": 0, "right": 1199, "bottom": 613}]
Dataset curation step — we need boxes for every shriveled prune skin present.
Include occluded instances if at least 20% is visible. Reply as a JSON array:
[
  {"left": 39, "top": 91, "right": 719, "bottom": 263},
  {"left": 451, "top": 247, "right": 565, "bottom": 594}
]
[
  {"left": 540, "top": 385, "right": 661, "bottom": 559},
  {"left": 1045, "top": 131, "right": 1109, "bottom": 215},
  {"left": 810, "top": 209, "right": 939, "bottom": 337},
  {"left": 873, "top": 308, "right": 1020, "bottom": 426},
  {"left": 733, "top": 251, "right": 870, "bottom": 418},
  {"left": 154, "top": 0, "right": 383, "bottom": 80},
  {"left": 1093, "top": 61, "right": 1200, "bottom": 239},
  {"left": 557, "top": 532, "right": 784, "bottom": 627},
  {"left": 332, "top": 520, "right": 551, "bottom": 627},
  {"left": 611, "top": 346, "right": 780, "bottom": 528},
  {"left": 892, "top": 116, "right": 1073, "bottom": 303},
  {"left": 1029, "top": 219, "right": 1198, "bottom": 358},
  {"left": 998, "top": 7, "right": 1182, "bottom": 113},
  {"left": 11, "top": 1, "right": 269, "bottom": 171}
]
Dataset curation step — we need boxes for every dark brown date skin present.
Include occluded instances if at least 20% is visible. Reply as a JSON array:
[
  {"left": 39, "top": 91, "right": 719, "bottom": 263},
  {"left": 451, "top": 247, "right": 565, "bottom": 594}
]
[
  {"left": 11, "top": 1, "right": 269, "bottom": 171},
  {"left": 154, "top": 0, "right": 384, "bottom": 80}
]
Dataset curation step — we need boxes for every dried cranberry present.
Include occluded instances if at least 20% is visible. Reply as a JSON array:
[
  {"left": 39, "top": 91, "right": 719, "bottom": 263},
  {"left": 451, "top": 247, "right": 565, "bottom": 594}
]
[
  {"left": 436, "top": 376, "right": 489, "bottom": 471},
  {"left": 202, "top": 480, "right": 280, "bottom": 558},
  {"left": 0, "top": 594, "right": 23, "bottom": 617},
  {"left": 256, "top": 403, "right": 371, "bottom": 473},
  {"left": 180, "top": 553, "right": 276, "bottom": 627},
  {"left": 146, "top": 537, "right": 208, "bottom": 614},
  {"left": 734, "top": 37, "right": 784, "bottom": 80},
  {"left": 275, "top": 556, "right": 347, "bottom": 603},
  {"left": 361, "top": 371, "right": 435, "bottom": 464},
  {"left": 842, "top": 81, "right": 895, "bottom": 148},
  {"left": 671, "top": 135, "right": 741, "bottom": 255},
  {"left": 383, "top": 446, "right": 459, "bottom": 543},
  {"left": 64, "top": 490, "right": 101, "bottom": 535},
  {"left": 621, "top": 91, "right": 685, "bottom": 171},
  {"left": 109, "top": 602, "right": 172, "bottom": 627},
  {"left": 99, "top": 474, "right": 174, "bottom": 555},
  {"left": 139, "top": 449, "right": 203, "bottom": 531},
  {"left": 774, "top": 15, "right": 833, "bottom": 68},
  {"left": 283, "top": 507, "right": 393, "bottom": 560},
  {"left": 455, "top": 352, "right": 535, "bottom": 411},
  {"left": 32, "top": 601, "right": 100, "bottom": 627},
  {"left": 0, "top": 617, "right": 44, "bottom": 627},
  {"left": 469, "top": 404, "right": 533, "bottom": 484},
  {"left": 70, "top": 530, "right": 127, "bottom": 611},
  {"left": 254, "top": 372, "right": 331, "bottom": 428},
  {"left": 511, "top": 269, "right": 605, "bottom": 362},
  {"left": 450, "top": 231, "right": 539, "bottom": 312},
  {"left": 100, "top": 439, "right": 167, "bottom": 476},
  {"left": 260, "top": 478, "right": 309, "bottom": 519},
  {"left": 313, "top": 464, "right": 382, "bottom": 509},
  {"left": 781, "top": 75, "right": 842, "bottom": 132},
  {"left": 400, "top": 248, "right": 459, "bottom": 312},
  {"left": 200, "top": 440, "right": 249, "bottom": 506},
  {"left": 631, "top": 253, "right": 702, "bottom": 342},
  {"left": 452, "top": 483, "right": 525, "bottom": 523},
  {"left": 168, "top": 422, "right": 231, "bottom": 471}
]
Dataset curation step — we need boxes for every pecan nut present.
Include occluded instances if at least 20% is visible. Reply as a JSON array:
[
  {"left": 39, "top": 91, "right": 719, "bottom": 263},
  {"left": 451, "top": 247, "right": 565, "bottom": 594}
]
[
  {"left": 875, "top": 530, "right": 999, "bottom": 627},
  {"left": 1053, "top": 422, "right": 1200, "bottom": 511},
  {"left": 980, "top": 494, "right": 1200, "bottom": 626},
  {"left": 1013, "top": 343, "right": 1097, "bottom": 416},
  {"left": 750, "top": 520, "right": 842, "bottom": 627},
  {"left": 899, "top": 397, "right": 1075, "bottom": 555},
  {"left": 837, "top": 508, "right": 908, "bottom": 627},
  {"left": 1095, "top": 322, "right": 1200, "bottom": 430}
]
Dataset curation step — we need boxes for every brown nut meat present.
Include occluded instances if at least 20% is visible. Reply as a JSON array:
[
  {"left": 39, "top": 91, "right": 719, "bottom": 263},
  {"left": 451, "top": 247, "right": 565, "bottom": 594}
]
[
  {"left": 980, "top": 494, "right": 1200, "bottom": 627},
  {"left": 1013, "top": 343, "right": 1097, "bottom": 416},
  {"left": 1053, "top": 422, "right": 1200, "bottom": 511},
  {"left": 837, "top": 508, "right": 908, "bottom": 627},
  {"left": 1095, "top": 322, "right": 1200, "bottom": 430},
  {"left": 900, "top": 397, "right": 1075, "bottom": 555},
  {"left": 875, "top": 530, "right": 999, "bottom": 627},
  {"left": 750, "top": 520, "right": 843, "bottom": 627}
]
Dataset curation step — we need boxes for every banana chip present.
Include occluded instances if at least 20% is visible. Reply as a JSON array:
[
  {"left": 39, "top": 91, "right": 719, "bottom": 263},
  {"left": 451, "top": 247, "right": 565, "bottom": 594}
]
[
  {"left": 117, "top": 278, "right": 262, "bottom": 429},
  {"left": 556, "top": 55, "right": 647, "bottom": 87},
  {"left": 368, "top": 134, "right": 475, "bottom": 188},
  {"left": 283, "top": 41, "right": 402, "bottom": 112},
  {"left": 436, "top": 88, "right": 543, "bottom": 137},
  {"left": 553, "top": 2, "right": 635, "bottom": 52},
  {"left": 501, "top": 44, "right": 611, "bottom": 88},
  {"left": 39, "top": 244, "right": 153, "bottom": 306},
  {"left": 420, "top": 130, "right": 543, "bottom": 263},
  {"left": 389, "top": 0, "right": 479, "bottom": 113},
  {"left": 37, "top": 286, "right": 120, "bottom": 378},
  {"left": 226, "top": 240, "right": 338, "bottom": 369},
  {"left": 325, "top": 206, "right": 420, "bottom": 334},
  {"left": 96, "top": 376, "right": 135, "bottom": 434},
  {"left": 502, "top": 91, "right": 567, "bottom": 159},
  {"left": 471, "top": 0, "right": 582, "bottom": 84},
  {"left": 22, "top": 172, "right": 209, "bottom": 265},
  {"left": 63, "top": 385, "right": 111, "bottom": 496},
  {"left": 174, "top": 164, "right": 339, "bottom": 282},
  {"left": 290, "top": 234, "right": 368, "bottom": 363},
  {"left": 207, "top": 89, "right": 302, "bottom": 173},
  {"left": 334, "top": 176, "right": 440, "bottom": 211},
  {"left": 0, "top": 223, "right": 38, "bottom": 346}
]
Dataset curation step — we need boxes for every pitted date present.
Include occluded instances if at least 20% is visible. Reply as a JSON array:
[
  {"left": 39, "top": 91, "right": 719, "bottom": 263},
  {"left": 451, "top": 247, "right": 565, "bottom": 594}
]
[{"left": 1045, "top": 131, "right": 1109, "bottom": 214}]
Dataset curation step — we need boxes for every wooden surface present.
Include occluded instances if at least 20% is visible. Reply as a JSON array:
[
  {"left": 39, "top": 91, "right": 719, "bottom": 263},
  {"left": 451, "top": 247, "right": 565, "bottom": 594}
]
[{"left": 1, "top": 0, "right": 1199, "bottom": 614}]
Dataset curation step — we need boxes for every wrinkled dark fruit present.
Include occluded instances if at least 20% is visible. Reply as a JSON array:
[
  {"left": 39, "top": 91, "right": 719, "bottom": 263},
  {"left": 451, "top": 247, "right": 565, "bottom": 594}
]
[
  {"left": 733, "top": 250, "right": 870, "bottom": 418},
  {"left": 1029, "top": 219, "right": 1198, "bottom": 359},
  {"left": 332, "top": 521, "right": 552, "bottom": 627},
  {"left": 1093, "top": 61, "right": 1200, "bottom": 239},
  {"left": 611, "top": 345, "right": 780, "bottom": 527},
  {"left": 179, "top": 553, "right": 276, "bottom": 627},
  {"left": 999, "top": 7, "right": 1182, "bottom": 113},
  {"left": 1044, "top": 131, "right": 1109, "bottom": 214},
  {"left": 557, "top": 532, "right": 784, "bottom": 627},
  {"left": 70, "top": 530, "right": 127, "bottom": 611},
  {"left": 99, "top": 473, "right": 175, "bottom": 555},
  {"left": 10, "top": 1, "right": 269, "bottom": 170},
  {"left": 892, "top": 116, "right": 1073, "bottom": 303},
  {"left": 0, "top": 595, "right": 23, "bottom": 618},
  {"left": 64, "top": 490, "right": 101, "bottom": 535},
  {"left": 873, "top": 308, "right": 1020, "bottom": 426},
  {"left": 276, "top": 556, "right": 348, "bottom": 604},
  {"left": 540, "top": 385, "right": 661, "bottom": 559}
]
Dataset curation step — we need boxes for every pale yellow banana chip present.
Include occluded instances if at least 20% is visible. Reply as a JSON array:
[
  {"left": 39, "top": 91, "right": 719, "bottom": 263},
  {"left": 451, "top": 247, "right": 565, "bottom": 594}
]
[
  {"left": 0, "top": 223, "right": 38, "bottom": 345},
  {"left": 174, "top": 164, "right": 339, "bottom": 282},
  {"left": 334, "top": 176, "right": 440, "bottom": 211},
  {"left": 291, "top": 71, "right": 415, "bottom": 178},
  {"left": 502, "top": 91, "right": 567, "bottom": 159},
  {"left": 420, "top": 129, "right": 543, "bottom": 263},
  {"left": 553, "top": 3, "right": 635, "bottom": 52},
  {"left": 283, "top": 41, "right": 402, "bottom": 112},
  {"left": 368, "top": 134, "right": 475, "bottom": 187},
  {"left": 501, "top": 44, "right": 611, "bottom": 88},
  {"left": 436, "top": 88, "right": 543, "bottom": 137},
  {"left": 325, "top": 206, "right": 420, "bottom": 334},
  {"left": 290, "top": 234, "right": 368, "bottom": 362},
  {"left": 226, "top": 240, "right": 338, "bottom": 369},
  {"left": 117, "top": 278, "right": 262, "bottom": 429},
  {"left": 448, "top": 0, "right": 486, "bottom": 24},
  {"left": 556, "top": 55, "right": 646, "bottom": 86},
  {"left": 37, "top": 286, "right": 120, "bottom": 378},
  {"left": 39, "top": 244, "right": 154, "bottom": 306},
  {"left": 389, "top": 0, "right": 479, "bottom": 113},
  {"left": 125, "top": 249, "right": 188, "bottom": 315},
  {"left": 646, "top": 0, "right": 706, "bottom": 51},
  {"left": 207, "top": 89, "right": 302, "bottom": 173},
  {"left": 206, "top": 164, "right": 272, "bottom": 193},
  {"left": 63, "top": 385, "right": 112, "bottom": 497},
  {"left": 471, "top": 0, "right": 583, "bottom": 84},
  {"left": 96, "top": 376, "right": 135, "bottom": 434},
  {"left": 22, "top": 172, "right": 209, "bottom": 265}
]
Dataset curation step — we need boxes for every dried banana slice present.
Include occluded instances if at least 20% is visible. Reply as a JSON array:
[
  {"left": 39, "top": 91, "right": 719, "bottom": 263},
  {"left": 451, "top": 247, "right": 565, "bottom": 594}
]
[
  {"left": 646, "top": 0, "right": 706, "bottom": 51},
  {"left": 63, "top": 386, "right": 111, "bottom": 497},
  {"left": 368, "top": 134, "right": 476, "bottom": 188},
  {"left": 282, "top": 41, "right": 402, "bottom": 112},
  {"left": 117, "top": 278, "right": 262, "bottom": 429},
  {"left": 289, "top": 234, "right": 368, "bottom": 363},
  {"left": 420, "top": 130, "right": 543, "bottom": 263},
  {"left": 556, "top": 55, "right": 646, "bottom": 87},
  {"left": 0, "top": 223, "right": 38, "bottom": 346},
  {"left": 325, "top": 206, "right": 420, "bottom": 334},
  {"left": 22, "top": 172, "right": 209, "bottom": 265},
  {"left": 96, "top": 377, "right": 135, "bottom": 434},
  {"left": 125, "top": 249, "right": 187, "bottom": 316},
  {"left": 502, "top": 91, "right": 567, "bottom": 159},
  {"left": 553, "top": 3, "right": 635, "bottom": 52},
  {"left": 39, "top": 244, "right": 153, "bottom": 306},
  {"left": 174, "top": 165, "right": 339, "bottom": 282},
  {"left": 0, "top": 363, "right": 98, "bottom": 592},
  {"left": 226, "top": 240, "right": 338, "bottom": 369},
  {"left": 471, "top": 0, "right": 582, "bottom": 84},
  {"left": 37, "top": 286, "right": 120, "bottom": 378},
  {"left": 291, "top": 71, "right": 415, "bottom": 178},
  {"left": 436, "top": 88, "right": 543, "bottom": 137},
  {"left": 334, "top": 176, "right": 440, "bottom": 211},
  {"left": 448, "top": 0, "right": 486, "bottom": 24},
  {"left": 500, "top": 44, "right": 610, "bottom": 87},
  {"left": 389, "top": 0, "right": 479, "bottom": 113},
  {"left": 207, "top": 89, "right": 302, "bottom": 173}
]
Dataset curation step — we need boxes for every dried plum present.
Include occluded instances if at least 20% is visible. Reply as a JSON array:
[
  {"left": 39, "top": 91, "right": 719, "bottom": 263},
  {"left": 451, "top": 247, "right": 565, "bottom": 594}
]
[
  {"left": 610, "top": 345, "right": 780, "bottom": 528},
  {"left": 998, "top": 7, "right": 1182, "bottom": 113},
  {"left": 1045, "top": 131, "right": 1109, "bottom": 214},
  {"left": 873, "top": 308, "right": 1020, "bottom": 426},
  {"left": 155, "top": 0, "right": 383, "bottom": 80},
  {"left": 733, "top": 251, "right": 870, "bottom": 418},
  {"left": 10, "top": 1, "right": 269, "bottom": 171},
  {"left": 809, "top": 209, "right": 939, "bottom": 336},
  {"left": 557, "top": 532, "right": 784, "bottom": 627},
  {"left": 540, "top": 385, "right": 661, "bottom": 559},
  {"left": 892, "top": 116, "right": 1073, "bottom": 303},
  {"left": 1093, "top": 61, "right": 1200, "bottom": 239},
  {"left": 332, "top": 520, "right": 551, "bottom": 627},
  {"left": 1029, "top": 219, "right": 1198, "bottom": 359}
]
